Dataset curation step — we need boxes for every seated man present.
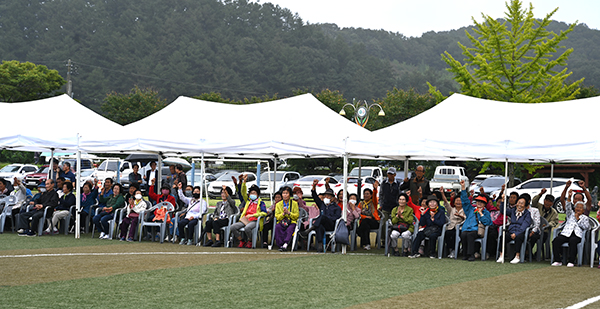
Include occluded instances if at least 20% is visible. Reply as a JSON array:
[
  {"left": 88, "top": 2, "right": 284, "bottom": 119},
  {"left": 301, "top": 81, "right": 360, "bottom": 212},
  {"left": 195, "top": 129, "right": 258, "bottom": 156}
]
[
  {"left": 48, "top": 182, "right": 76, "bottom": 234},
  {"left": 17, "top": 180, "right": 59, "bottom": 236},
  {"left": 309, "top": 179, "right": 341, "bottom": 252},
  {"left": 532, "top": 188, "right": 559, "bottom": 244}
]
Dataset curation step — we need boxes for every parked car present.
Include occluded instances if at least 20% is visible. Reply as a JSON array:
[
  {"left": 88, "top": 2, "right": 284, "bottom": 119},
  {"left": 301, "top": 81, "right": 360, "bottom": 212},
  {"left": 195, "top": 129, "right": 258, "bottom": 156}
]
[
  {"left": 0, "top": 164, "right": 38, "bottom": 184},
  {"left": 185, "top": 170, "right": 217, "bottom": 187},
  {"left": 349, "top": 166, "right": 383, "bottom": 182},
  {"left": 490, "top": 177, "right": 585, "bottom": 213},
  {"left": 333, "top": 176, "right": 376, "bottom": 196},
  {"left": 474, "top": 176, "right": 521, "bottom": 196},
  {"left": 470, "top": 174, "right": 502, "bottom": 192},
  {"left": 59, "top": 158, "right": 94, "bottom": 172},
  {"left": 258, "top": 171, "right": 301, "bottom": 195},
  {"left": 208, "top": 171, "right": 257, "bottom": 198},
  {"left": 292, "top": 175, "right": 339, "bottom": 196},
  {"left": 24, "top": 165, "right": 50, "bottom": 188},
  {"left": 430, "top": 166, "right": 470, "bottom": 195}
]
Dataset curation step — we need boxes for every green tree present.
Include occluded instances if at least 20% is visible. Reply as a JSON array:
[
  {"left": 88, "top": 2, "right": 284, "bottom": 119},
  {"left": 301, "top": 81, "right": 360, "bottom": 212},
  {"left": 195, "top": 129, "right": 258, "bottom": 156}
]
[
  {"left": 429, "top": 0, "right": 582, "bottom": 103},
  {"left": 101, "top": 86, "right": 167, "bottom": 125},
  {"left": 0, "top": 60, "right": 65, "bottom": 102},
  {"left": 370, "top": 88, "right": 437, "bottom": 131}
]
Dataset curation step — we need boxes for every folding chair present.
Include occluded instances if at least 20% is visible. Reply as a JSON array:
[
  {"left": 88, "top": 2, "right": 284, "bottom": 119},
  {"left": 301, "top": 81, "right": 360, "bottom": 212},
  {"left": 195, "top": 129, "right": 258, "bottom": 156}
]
[
  {"left": 496, "top": 226, "right": 530, "bottom": 263},
  {"left": 204, "top": 207, "right": 240, "bottom": 247},
  {"left": 474, "top": 225, "right": 490, "bottom": 261},
  {"left": 238, "top": 215, "right": 263, "bottom": 249},
  {"left": 138, "top": 201, "right": 175, "bottom": 244},
  {"left": 424, "top": 222, "right": 448, "bottom": 259},
  {"left": 307, "top": 217, "right": 344, "bottom": 253},
  {"left": 290, "top": 208, "right": 308, "bottom": 252},
  {"left": 588, "top": 217, "right": 599, "bottom": 268},
  {"left": 0, "top": 196, "right": 17, "bottom": 233}
]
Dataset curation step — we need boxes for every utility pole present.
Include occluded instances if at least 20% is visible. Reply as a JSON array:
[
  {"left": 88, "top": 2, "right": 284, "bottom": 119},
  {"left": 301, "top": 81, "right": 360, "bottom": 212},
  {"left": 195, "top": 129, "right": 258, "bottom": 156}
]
[{"left": 66, "top": 59, "right": 73, "bottom": 97}]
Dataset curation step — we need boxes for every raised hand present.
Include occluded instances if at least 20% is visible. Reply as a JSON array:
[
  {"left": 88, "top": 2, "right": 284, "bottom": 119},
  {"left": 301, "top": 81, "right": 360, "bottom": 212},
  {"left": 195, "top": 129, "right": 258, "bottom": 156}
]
[
  {"left": 540, "top": 188, "right": 547, "bottom": 195},
  {"left": 178, "top": 182, "right": 182, "bottom": 190},
  {"left": 312, "top": 179, "right": 319, "bottom": 189}
]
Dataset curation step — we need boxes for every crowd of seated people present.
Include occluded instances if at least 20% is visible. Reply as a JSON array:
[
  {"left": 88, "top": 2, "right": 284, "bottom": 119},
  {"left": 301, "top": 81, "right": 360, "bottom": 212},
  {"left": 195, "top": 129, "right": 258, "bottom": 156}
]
[{"left": 4, "top": 164, "right": 600, "bottom": 269}]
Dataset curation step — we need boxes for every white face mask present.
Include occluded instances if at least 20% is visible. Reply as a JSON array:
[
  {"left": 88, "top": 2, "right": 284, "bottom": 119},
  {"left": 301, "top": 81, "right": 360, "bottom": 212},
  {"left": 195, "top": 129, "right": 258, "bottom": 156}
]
[
  {"left": 135, "top": 194, "right": 143, "bottom": 200},
  {"left": 249, "top": 194, "right": 258, "bottom": 200},
  {"left": 323, "top": 198, "right": 331, "bottom": 205},
  {"left": 349, "top": 199, "right": 356, "bottom": 205},
  {"left": 293, "top": 194, "right": 299, "bottom": 200},
  {"left": 40, "top": 187, "right": 47, "bottom": 193}
]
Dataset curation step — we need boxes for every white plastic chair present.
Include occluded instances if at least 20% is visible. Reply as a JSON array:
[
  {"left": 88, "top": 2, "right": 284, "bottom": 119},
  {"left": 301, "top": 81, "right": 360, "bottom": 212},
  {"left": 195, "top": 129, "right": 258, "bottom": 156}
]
[{"left": 138, "top": 201, "right": 175, "bottom": 244}]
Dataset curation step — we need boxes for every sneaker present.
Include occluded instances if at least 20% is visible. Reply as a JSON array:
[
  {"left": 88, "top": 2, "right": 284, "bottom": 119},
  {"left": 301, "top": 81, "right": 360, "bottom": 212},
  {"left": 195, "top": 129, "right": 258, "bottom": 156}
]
[
  {"left": 17, "top": 229, "right": 25, "bottom": 233},
  {"left": 364, "top": 244, "right": 371, "bottom": 251},
  {"left": 462, "top": 255, "right": 469, "bottom": 261},
  {"left": 486, "top": 253, "right": 490, "bottom": 260},
  {"left": 164, "top": 235, "right": 171, "bottom": 242},
  {"left": 474, "top": 252, "right": 481, "bottom": 259},
  {"left": 403, "top": 251, "right": 410, "bottom": 257},
  {"left": 393, "top": 250, "right": 401, "bottom": 257},
  {"left": 179, "top": 239, "right": 187, "bottom": 245},
  {"left": 418, "top": 247, "right": 425, "bottom": 255},
  {"left": 279, "top": 247, "right": 285, "bottom": 252},
  {"left": 448, "top": 249, "right": 455, "bottom": 259},
  {"left": 316, "top": 243, "right": 323, "bottom": 252},
  {"left": 551, "top": 262, "right": 562, "bottom": 266},
  {"left": 186, "top": 240, "right": 193, "bottom": 246},
  {"left": 409, "top": 254, "right": 421, "bottom": 259},
  {"left": 212, "top": 241, "right": 223, "bottom": 247},
  {"left": 496, "top": 256, "right": 503, "bottom": 263},
  {"left": 126, "top": 238, "right": 134, "bottom": 242},
  {"left": 26, "top": 232, "right": 36, "bottom": 237},
  {"left": 203, "top": 240, "right": 213, "bottom": 247},
  {"left": 120, "top": 237, "right": 126, "bottom": 241},
  {"left": 510, "top": 257, "right": 520, "bottom": 264},
  {"left": 282, "top": 243, "right": 288, "bottom": 251},
  {"left": 101, "top": 234, "right": 110, "bottom": 240},
  {"left": 567, "top": 263, "right": 575, "bottom": 267},
  {"left": 99, "top": 232, "right": 106, "bottom": 239},
  {"left": 69, "top": 226, "right": 75, "bottom": 234},
  {"left": 245, "top": 241, "right": 252, "bottom": 249},
  {"left": 43, "top": 228, "right": 51, "bottom": 234},
  {"left": 18, "top": 232, "right": 29, "bottom": 236},
  {"left": 52, "top": 230, "right": 60, "bottom": 235},
  {"left": 468, "top": 256, "right": 475, "bottom": 262},
  {"left": 429, "top": 255, "right": 436, "bottom": 259},
  {"left": 238, "top": 241, "right": 246, "bottom": 248},
  {"left": 172, "top": 235, "right": 178, "bottom": 243}
]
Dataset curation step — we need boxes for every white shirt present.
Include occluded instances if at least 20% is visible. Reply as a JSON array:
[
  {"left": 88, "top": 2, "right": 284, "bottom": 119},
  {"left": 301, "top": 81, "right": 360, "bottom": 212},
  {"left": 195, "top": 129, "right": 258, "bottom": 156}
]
[
  {"left": 148, "top": 169, "right": 156, "bottom": 185},
  {"left": 561, "top": 202, "right": 590, "bottom": 238},
  {"left": 528, "top": 207, "right": 540, "bottom": 233}
]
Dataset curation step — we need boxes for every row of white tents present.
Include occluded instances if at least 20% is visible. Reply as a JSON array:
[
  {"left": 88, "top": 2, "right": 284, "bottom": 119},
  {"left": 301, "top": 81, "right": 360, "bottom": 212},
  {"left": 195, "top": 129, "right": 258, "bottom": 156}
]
[{"left": 2, "top": 93, "right": 599, "bottom": 247}]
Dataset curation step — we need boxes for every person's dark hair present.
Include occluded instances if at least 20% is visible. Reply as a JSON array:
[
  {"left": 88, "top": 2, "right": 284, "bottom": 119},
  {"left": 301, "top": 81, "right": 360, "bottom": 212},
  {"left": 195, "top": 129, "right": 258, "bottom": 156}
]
[
  {"left": 193, "top": 186, "right": 201, "bottom": 192},
  {"left": 518, "top": 196, "right": 530, "bottom": 207},
  {"left": 150, "top": 161, "right": 157, "bottom": 166},
  {"left": 398, "top": 193, "right": 409, "bottom": 202},
  {"left": 221, "top": 186, "right": 233, "bottom": 196},
  {"left": 57, "top": 176, "right": 66, "bottom": 182},
  {"left": 175, "top": 164, "right": 183, "bottom": 171},
  {"left": 519, "top": 193, "right": 531, "bottom": 203},
  {"left": 132, "top": 164, "right": 139, "bottom": 169},
  {"left": 105, "top": 178, "right": 113, "bottom": 185},
  {"left": 281, "top": 186, "right": 292, "bottom": 195},
  {"left": 433, "top": 191, "right": 443, "bottom": 200},
  {"left": 161, "top": 184, "right": 171, "bottom": 191},
  {"left": 186, "top": 185, "right": 194, "bottom": 191},
  {"left": 130, "top": 183, "right": 139, "bottom": 191},
  {"left": 83, "top": 182, "right": 93, "bottom": 190},
  {"left": 348, "top": 193, "right": 358, "bottom": 200},
  {"left": 63, "top": 162, "right": 71, "bottom": 168},
  {"left": 419, "top": 197, "right": 427, "bottom": 205},
  {"left": 363, "top": 188, "right": 373, "bottom": 196},
  {"left": 0, "top": 178, "right": 6, "bottom": 186},
  {"left": 337, "top": 190, "right": 346, "bottom": 200},
  {"left": 113, "top": 183, "right": 123, "bottom": 194},
  {"left": 509, "top": 192, "right": 519, "bottom": 198},
  {"left": 544, "top": 194, "right": 555, "bottom": 202},
  {"left": 248, "top": 184, "right": 260, "bottom": 195},
  {"left": 274, "top": 191, "right": 283, "bottom": 199},
  {"left": 453, "top": 195, "right": 461, "bottom": 202},
  {"left": 63, "top": 182, "right": 73, "bottom": 192},
  {"left": 574, "top": 192, "right": 585, "bottom": 200},
  {"left": 47, "top": 179, "right": 55, "bottom": 185}
]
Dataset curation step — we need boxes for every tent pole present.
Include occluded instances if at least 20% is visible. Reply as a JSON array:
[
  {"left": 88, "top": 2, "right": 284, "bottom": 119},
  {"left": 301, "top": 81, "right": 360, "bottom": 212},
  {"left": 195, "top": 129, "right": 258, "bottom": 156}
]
[
  {"left": 272, "top": 157, "right": 277, "bottom": 207},
  {"left": 75, "top": 135, "right": 81, "bottom": 239},
  {"left": 157, "top": 155, "right": 162, "bottom": 190},
  {"left": 342, "top": 138, "right": 348, "bottom": 255},
  {"left": 404, "top": 158, "right": 409, "bottom": 179},
  {"left": 191, "top": 159, "right": 196, "bottom": 187},
  {"left": 550, "top": 162, "right": 554, "bottom": 195},
  {"left": 502, "top": 158, "right": 508, "bottom": 264},
  {"left": 357, "top": 159, "right": 362, "bottom": 201},
  {"left": 49, "top": 149, "right": 55, "bottom": 183},
  {"left": 202, "top": 153, "right": 209, "bottom": 214}
]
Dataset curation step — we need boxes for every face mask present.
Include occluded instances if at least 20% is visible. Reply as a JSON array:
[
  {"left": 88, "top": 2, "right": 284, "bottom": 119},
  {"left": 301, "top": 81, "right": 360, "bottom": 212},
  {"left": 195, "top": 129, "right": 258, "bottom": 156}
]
[
  {"left": 135, "top": 194, "right": 143, "bottom": 200},
  {"left": 162, "top": 190, "right": 170, "bottom": 195},
  {"left": 293, "top": 194, "right": 299, "bottom": 200},
  {"left": 349, "top": 199, "right": 356, "bottom": 205},
  {"left": 323, "top": 198, "right": 331, "bottom": 205},
  {"left": 249, "top": 194, "right": 258, "bottom": 200},
  {"left": 192, "top": 193, "right": 200, "bottom": 199},
  {"left": 40, "top": 187, "right": 47, "bottom": 193},
  {"left": 185, "top": 190, "right": 193, "bottom": 197}
]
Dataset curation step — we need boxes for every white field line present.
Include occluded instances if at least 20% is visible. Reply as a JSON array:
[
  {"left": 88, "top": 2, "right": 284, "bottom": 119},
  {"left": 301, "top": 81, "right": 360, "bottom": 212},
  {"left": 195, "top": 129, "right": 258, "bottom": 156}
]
[
  {"left": 0, "top": 251, "right": 377, "bottom": 258},
  {"left": 561, "top": 295, "right": 600, "bottom": 309}
]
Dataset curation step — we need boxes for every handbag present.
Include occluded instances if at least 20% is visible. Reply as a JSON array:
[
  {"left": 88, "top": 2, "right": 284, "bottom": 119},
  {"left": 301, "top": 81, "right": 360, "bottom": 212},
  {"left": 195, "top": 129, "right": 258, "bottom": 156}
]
[
  {"left": 281, "top": 217, "right": 291, "bottom": 228},
  {"left": 422, "top": 225, "right": 441, "bottom": 237},
  {"left": 392, "top": 222, "right": 409, "bottom": 233},
  {"left": 334, "top": 219, "right": 349, "bottom": 245},
  {"left": 477, "top": 222, "right": 486, "bottom": 238}
]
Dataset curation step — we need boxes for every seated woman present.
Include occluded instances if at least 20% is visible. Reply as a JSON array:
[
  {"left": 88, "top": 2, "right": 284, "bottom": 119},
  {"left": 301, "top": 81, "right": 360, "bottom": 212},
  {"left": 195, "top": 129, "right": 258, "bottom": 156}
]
[
  {"left": 119, "top": 189, "right": 148, "bottom": 241},
  {"left": 49, "top": 182, "right": 76, "bottom": 234},
  {"left": 230, "top": 174, "right": 267, "bottom": 248},
  {"left": 409, "top": 195, "right": 446, "bottom": 258},
  {"left": 262, "top": 191, "right": 282, "bottom": 248},
  {"left": 497, "top": 195, "right": 531, "bottom": 264},
  {"left": 458, "top": 180, "right": 492, "bottom": 261},
  {"left": 310, "top": 179, "right": 341, "bottom": 252},
  {"left": 93, "top": 183, "right": 125, "bottom": 239},
  {"left": 274, "top": 186, "right": 299, "bottom": 251},
  {"left": 553, "top": 180, "right": 590, "bottom": 267},
  {"left": 356, "top": 182, "right": 380, "bottom": 250},
  {"left": 70, "top": 181, "right": 98, "bottom": 233},
  {"left": 390, "top": 193, "right": 415, "bottom": 256},
  {"left": 204, "top": 185, "right": 237, "bottom": 247},
  {"left": 442, "top": 191, "right": 465, "bottom": 259},
  {"left": 148, "top": 178, "right": 177, "bottom": 239},
  {"left": 176, "top": 182, "right": 207, "bottom": 245},
  {"left": 346, "top": 194, "right": 361, "bottom": 228}
]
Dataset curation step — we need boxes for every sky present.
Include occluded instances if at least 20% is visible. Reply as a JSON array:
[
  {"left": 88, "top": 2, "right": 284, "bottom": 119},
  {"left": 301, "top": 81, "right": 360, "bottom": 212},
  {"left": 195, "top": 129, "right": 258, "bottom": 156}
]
[{"left": 258, "top": 0, "right": 599, "bottom": 37}]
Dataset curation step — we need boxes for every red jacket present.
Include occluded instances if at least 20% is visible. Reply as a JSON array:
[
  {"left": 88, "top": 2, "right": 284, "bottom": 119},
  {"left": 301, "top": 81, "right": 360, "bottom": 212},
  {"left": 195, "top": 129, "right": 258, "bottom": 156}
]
[{"left": 148, "top": 185, "right": 176, "bottom": 222}]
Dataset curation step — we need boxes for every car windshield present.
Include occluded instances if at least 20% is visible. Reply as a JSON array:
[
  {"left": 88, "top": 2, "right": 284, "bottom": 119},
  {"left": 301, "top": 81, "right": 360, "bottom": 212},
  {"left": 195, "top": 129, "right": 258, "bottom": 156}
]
[
  {"left": 216, "top": 171, "right": 240, "bottom": 181},
  {"left": 260, "top": 172, "right": 285, "bottom": 181},
  {"left": 481, "top": 178, "right": 505, "bottom": 187},
  {"left": 349, "top": 169, "right": 373, "bottom": 177},
  {"left": 298, "top": 176, "right": 323, "bottom": 182},
  {"left": 98, "top": 161, "right": 119, "bottom": 171},
  {"left": 38, "top": 167, "right": 50, "bottom": 173},
  {"left": 0, "top": 165, "right": 20, "bottom": 173}
]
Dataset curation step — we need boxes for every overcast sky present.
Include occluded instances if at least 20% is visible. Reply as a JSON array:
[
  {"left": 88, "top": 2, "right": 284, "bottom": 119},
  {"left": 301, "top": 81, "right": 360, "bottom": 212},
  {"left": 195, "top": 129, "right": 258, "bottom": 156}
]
[{"left": 259, "top": 0, "right": 599, "bottom": 37}]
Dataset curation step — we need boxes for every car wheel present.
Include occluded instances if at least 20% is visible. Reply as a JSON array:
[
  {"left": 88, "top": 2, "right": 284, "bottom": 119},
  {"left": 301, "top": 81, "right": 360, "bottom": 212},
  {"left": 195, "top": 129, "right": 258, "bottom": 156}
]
[{"left": 553, "top": 199, "right": 565, "bottom": 214}]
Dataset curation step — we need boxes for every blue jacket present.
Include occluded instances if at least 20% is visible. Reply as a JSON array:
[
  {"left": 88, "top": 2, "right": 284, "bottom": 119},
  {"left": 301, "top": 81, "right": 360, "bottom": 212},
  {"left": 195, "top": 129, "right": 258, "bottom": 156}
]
[
  {"left": 312, "top": 189, "right": 341, "bottom": 223},
  {"left": 419, "top": 205, "right": 446, "bottom": 228},
  {"left": 81, "top": 188, "right": 99, "bottom": 214},
  {"left": 505, "top": 207, "right": 531, "bottom": 236},
  {"left": 57, "top": 192, "right": 76, "bottom": 211},
  {"left": 461, "top": 190, "right": 492, "bottom": 232}
]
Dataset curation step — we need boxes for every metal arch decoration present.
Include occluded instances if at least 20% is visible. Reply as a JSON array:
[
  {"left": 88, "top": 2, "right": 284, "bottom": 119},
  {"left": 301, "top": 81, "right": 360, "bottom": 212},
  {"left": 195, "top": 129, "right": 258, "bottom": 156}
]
[{"left": 339, "top": 100, "right": 384, "bottom": 128}]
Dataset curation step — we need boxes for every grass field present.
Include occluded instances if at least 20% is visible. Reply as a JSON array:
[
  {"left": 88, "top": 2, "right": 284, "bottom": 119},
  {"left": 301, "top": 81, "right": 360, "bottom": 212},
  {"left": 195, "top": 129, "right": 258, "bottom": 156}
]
[{"left": 2, "top": 233, "right": 600, "bottom": 308}]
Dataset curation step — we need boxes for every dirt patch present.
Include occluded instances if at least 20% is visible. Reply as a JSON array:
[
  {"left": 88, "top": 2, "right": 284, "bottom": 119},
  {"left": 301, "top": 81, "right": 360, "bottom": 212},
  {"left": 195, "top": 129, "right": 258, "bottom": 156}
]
[
  {"left": 348, "top": 266, "right": 600, "bottom": 309},
  {"left": 0, "top": 244, "right": 298, "bottom": 286}
]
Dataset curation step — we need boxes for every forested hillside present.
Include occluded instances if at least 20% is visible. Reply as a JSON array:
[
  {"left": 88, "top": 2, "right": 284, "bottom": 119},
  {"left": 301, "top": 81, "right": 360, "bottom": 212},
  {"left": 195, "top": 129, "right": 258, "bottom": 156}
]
[{"left": 1, "top": 0, "right": 598, "bottom": 111}]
